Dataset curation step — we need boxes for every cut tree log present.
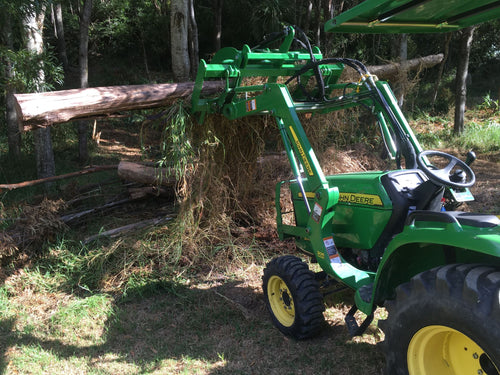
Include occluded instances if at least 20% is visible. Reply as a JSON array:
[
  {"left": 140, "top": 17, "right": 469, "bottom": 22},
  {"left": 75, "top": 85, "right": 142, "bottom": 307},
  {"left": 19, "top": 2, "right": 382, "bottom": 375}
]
[
  {"left": 14, "top": 80, "right": 224, "bottom": 131},
  {"left": 368, "top": 53, "right": 444, "bottom": 81},
  {"left": 127, "top": 186, "right": 174, "bottom": 200},
  {"left": 117, "top": 161, "right": 177, "bottom": 187}
]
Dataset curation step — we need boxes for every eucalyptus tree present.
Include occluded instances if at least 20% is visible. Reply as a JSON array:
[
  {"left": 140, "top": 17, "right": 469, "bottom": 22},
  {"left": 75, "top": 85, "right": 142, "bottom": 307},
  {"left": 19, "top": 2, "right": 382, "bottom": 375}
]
[
  {"left": 23, "top": 1, "right": 57, "bottom": 179},
  {"left": 0, "top": 1, "right": 21, "bottom": 159},
  {"left": 454, "top": 26, "right": 476, "bottom": 134},
  {"left": 170, "top": 0, "right": 190, "bottom": 82},
  {"left": 0, "top": 0, "right": 63, "bottom": 179},
  {"left": 52, "top": 2, "right": 69, "bottom": 72},
  {"left": 78, "top": 0, "right": 92, "bottom": 163}
]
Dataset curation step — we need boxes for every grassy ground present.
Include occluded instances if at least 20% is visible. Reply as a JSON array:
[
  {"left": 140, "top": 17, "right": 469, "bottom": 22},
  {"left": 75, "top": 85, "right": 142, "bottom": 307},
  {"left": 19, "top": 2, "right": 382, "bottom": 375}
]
[
  {"left": 0, "top": 259, "right": 386, "bottom": 375},
  {"left": 1, "top": 106, "right": 499, "bottom": 374}
]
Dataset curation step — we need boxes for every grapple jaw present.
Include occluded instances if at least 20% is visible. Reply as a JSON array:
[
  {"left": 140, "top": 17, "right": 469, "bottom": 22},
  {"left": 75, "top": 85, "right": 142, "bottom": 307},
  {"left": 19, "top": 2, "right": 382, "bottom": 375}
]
[{"left": 191, "top": 26, "right": 345, "bottom": 121}]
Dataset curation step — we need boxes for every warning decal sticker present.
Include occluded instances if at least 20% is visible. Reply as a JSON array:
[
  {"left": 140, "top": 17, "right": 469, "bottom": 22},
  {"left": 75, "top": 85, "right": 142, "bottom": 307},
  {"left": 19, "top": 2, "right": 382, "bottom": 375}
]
[
  {"left": 312, "top": 202, "right": 323, "bottom": 223},
  {"left": 246, "top": 99, "right": 257, "bottom": 112},
  {"left": 323, "top": 236, "right": 341, "bottom": 264}
]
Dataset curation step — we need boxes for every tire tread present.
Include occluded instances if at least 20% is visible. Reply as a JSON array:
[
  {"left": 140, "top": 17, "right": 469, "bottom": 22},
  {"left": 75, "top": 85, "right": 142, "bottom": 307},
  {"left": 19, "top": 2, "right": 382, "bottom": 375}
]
[{"left": 263, "top": 255, "right": 325, "bottom": 339}]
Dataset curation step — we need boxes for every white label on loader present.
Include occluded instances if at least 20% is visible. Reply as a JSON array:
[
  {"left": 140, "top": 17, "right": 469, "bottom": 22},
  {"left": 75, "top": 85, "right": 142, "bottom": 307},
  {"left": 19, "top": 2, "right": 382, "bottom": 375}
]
[
  {"left": 312, "top": 202, "right": 322, "bottom": 223},
  {"left": 324, "top": 236, "right": 341, "bottom": 264}
]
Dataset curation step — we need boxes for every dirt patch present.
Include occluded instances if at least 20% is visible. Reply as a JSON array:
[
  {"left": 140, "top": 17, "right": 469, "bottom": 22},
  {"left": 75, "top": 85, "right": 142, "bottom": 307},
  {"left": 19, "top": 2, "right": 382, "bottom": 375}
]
[
  {"left": 437, "top": 149, "right": 500, "bottom": 214},
  {"left": 467, "top": 151, "right": 500, "bottom": 214},
  {"left": 94, "top": 121, "right": 148, "bottom": 162}
]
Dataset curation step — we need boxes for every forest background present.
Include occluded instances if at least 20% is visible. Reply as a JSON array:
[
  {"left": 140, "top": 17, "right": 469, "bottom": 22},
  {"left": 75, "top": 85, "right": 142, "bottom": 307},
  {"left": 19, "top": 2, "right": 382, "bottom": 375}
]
[{"left": 0, "top": 1, "right": 499, "bottom": 374}]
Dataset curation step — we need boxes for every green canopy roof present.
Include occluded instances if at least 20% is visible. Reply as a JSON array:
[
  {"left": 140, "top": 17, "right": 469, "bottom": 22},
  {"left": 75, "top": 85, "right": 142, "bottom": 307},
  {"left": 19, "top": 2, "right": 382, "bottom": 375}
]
[{"left": 325, "top": 0, "right": 500, "bottom": 33}]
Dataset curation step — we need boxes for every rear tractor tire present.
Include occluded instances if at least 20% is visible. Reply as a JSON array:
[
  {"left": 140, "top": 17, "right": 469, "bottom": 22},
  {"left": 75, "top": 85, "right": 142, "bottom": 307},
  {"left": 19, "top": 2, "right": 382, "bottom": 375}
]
[
  {"left": 262, "top": 255, "right": 325, "bottom": 339},
  {"left": 380, "top": 264, "right": 500, "bottom": 375}
]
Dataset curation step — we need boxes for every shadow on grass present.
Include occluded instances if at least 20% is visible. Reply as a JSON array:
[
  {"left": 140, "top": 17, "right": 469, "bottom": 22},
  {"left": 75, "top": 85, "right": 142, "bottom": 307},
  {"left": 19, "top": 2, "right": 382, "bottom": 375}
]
[{"left": 0, "top": 278, "right": 385, "bottom": 375}]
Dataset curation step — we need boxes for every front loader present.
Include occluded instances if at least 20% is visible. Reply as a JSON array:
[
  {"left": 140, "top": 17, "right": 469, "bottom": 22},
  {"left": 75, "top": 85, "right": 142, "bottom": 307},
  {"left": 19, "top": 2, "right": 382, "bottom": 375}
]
[{"left": 191, "top": 2, "right": 500, "bottom": 373}]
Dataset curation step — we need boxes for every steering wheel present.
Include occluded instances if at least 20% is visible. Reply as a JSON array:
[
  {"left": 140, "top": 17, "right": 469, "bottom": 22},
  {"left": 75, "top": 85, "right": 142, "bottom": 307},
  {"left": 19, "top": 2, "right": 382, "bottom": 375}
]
[{"left": 417, "top": 150, "right": 475, "bottom": 189}]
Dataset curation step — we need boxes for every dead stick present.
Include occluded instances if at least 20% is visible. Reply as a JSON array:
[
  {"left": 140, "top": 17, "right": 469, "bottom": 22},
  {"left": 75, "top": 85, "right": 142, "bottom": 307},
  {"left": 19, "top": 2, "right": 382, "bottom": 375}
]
[
  {"left": 0, "top": 165, "right": 118, "bottom": 192},
  {"left": 83, "top": 215, "right": 175, "bottom": 244},
  {"left": 60, "top": 198, "right": 134, "bottom": 224},
  {"left": 213, "top": 290, "right": 253, "bottom": 321}
]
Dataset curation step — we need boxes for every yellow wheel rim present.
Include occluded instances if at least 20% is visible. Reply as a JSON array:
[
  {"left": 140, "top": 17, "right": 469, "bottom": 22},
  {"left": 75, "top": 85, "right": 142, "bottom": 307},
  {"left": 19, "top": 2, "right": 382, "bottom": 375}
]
[
  {"left": 267, "top": 275, "right": 295, "bottom": 327},
  {"left": 408, "top": 325, "right": 499, "bottom": 375}
]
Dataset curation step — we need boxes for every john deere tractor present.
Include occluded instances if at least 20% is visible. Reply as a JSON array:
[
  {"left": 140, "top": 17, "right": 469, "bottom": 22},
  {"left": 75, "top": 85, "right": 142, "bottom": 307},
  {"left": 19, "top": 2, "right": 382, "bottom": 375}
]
[{"left": 191, "top": 1, "right": 500, "bottom": 373}]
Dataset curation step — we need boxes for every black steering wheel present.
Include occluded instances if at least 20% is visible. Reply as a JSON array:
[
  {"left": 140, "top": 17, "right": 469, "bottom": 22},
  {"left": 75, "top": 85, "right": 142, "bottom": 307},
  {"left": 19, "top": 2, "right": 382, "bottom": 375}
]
[{"left": 417, "top": 150, "right": 475, "bottom": 189}]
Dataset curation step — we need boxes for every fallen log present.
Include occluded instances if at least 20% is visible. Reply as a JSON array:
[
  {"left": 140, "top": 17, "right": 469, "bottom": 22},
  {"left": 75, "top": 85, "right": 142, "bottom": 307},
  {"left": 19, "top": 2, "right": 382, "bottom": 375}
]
[
  {"left": 117, "top": 161, "right": 177, "bottom": 187},
  {"left": 14, "top": 54, "right": 443, "bottom": 130},
  {"left": 14, "top": 80, "right": 224, "bottom": 131},
  {"left": 127, "top": 186, "right": 174, "bottom": 200},
  {"left": 368, "top": 53, "right": 444, "bottom": 80}
]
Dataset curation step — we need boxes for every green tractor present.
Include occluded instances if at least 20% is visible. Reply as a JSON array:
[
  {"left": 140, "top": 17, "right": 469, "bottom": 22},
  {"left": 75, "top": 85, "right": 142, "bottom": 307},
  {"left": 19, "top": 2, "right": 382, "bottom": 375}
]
[{"left": 192, "top": 1, "right": 500, "bottom": 373}]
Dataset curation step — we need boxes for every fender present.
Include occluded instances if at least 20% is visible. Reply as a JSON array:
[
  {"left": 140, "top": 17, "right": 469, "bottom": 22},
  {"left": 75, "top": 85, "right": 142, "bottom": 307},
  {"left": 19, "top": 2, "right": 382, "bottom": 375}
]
[{"left": 372, "top": 219, "right": 500, "bottom": 305}]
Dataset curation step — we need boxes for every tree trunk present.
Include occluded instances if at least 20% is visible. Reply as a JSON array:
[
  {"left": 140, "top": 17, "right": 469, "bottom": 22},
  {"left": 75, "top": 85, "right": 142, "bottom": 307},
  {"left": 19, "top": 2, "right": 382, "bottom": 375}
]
[
  {"left": 78, "top": 0, "right": 92, "bottom": 163},
  {"left": 140, "top": 29, "right": 151, "bottom": 80},
  {"left": 303, "top": 0, "right": 313, "bottom": 35},
  {"left": 321, "top": 0, "right": 334, "bottom": 53},
  {"left": 397, "top": 34, "right": 408, "bottom": 107},
  {"left": 188, "top": 0, "right": 199, "bottom": 80},
  {"left": 314, "top": 0, "right": 321, "bottom": 46},
  {"left": 454, "top": 26, "right": 476, "bottom": 135},
  {"left": 212, "top": 0, "right": 223, "bottom": 52},
  {"left": 53, "top": 3, "right": 69, "bottom": 72},
  {"left": 1, "top": 14, "right": 21, "bottom": 159},
  {"left": 6, "top": 92, "right": 21, "bottom": 159},
  {"left": 431, "top": 33, "right": 452, "bottom": 109},
  {"left": 34, "top": 125, "right": 56, "bottom": 179},
  {"left": 171, "top": 0, "right": 190, "bottom": 82},
  {"left": 23, "top": 6, "right": 56, "bottom": 180},
  {"left": 117, "top": 161, "right": 177, "bottom": 186}
]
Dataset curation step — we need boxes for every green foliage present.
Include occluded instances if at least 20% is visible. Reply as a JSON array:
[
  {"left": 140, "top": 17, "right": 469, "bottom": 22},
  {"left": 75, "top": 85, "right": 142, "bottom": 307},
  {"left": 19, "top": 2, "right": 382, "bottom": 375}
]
[
  {"left": 471, "top": 20, "right": 500, "bottom": 62},
  {"left": 150, "top": 102, "right": 195, "bottom": 181},
  {"left": 90, "top": 0, "right": 170, "bottom": 72},
  {"left": 0, "top": 46, "right": 63, "bottom": 93},
  {"left": 477, "top": 93, "right": 500, "bottom": 113},
  {"left": 456, "top": 120, "right": 500, "bottom": 152}
]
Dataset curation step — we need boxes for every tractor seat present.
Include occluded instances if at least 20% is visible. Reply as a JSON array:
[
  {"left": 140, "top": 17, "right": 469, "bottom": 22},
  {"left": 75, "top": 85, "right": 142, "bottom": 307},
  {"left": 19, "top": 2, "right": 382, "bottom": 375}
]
[{"left": 406, "top": 210, "right": 500, "bottom": 228}]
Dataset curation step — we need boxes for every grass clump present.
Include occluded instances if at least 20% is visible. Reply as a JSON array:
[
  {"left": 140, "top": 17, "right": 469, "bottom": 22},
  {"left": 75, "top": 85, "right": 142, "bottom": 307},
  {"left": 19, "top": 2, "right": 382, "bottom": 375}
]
[
  {"left": 412, "top": 106, "right": 500, "bottom": 152},
  {"left": 455, "top": 119, "right": 500, "bottom": 151}
]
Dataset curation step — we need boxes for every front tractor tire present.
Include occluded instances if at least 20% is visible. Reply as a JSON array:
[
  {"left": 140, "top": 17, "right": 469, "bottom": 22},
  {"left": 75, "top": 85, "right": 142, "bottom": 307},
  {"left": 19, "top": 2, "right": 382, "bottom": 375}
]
[
  {"left": 262, "top": 255, "right": 325, "bottom": 340},
  {"left": 380, "top": 264, "right": 500, "bottom": 375}
]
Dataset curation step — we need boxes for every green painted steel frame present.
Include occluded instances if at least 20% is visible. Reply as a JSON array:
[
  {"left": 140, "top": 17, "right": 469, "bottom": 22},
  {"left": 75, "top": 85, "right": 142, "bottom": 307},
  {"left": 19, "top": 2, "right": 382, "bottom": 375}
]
[{"left": 325, "top": 0, "right": 500, "bottom": 34}]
